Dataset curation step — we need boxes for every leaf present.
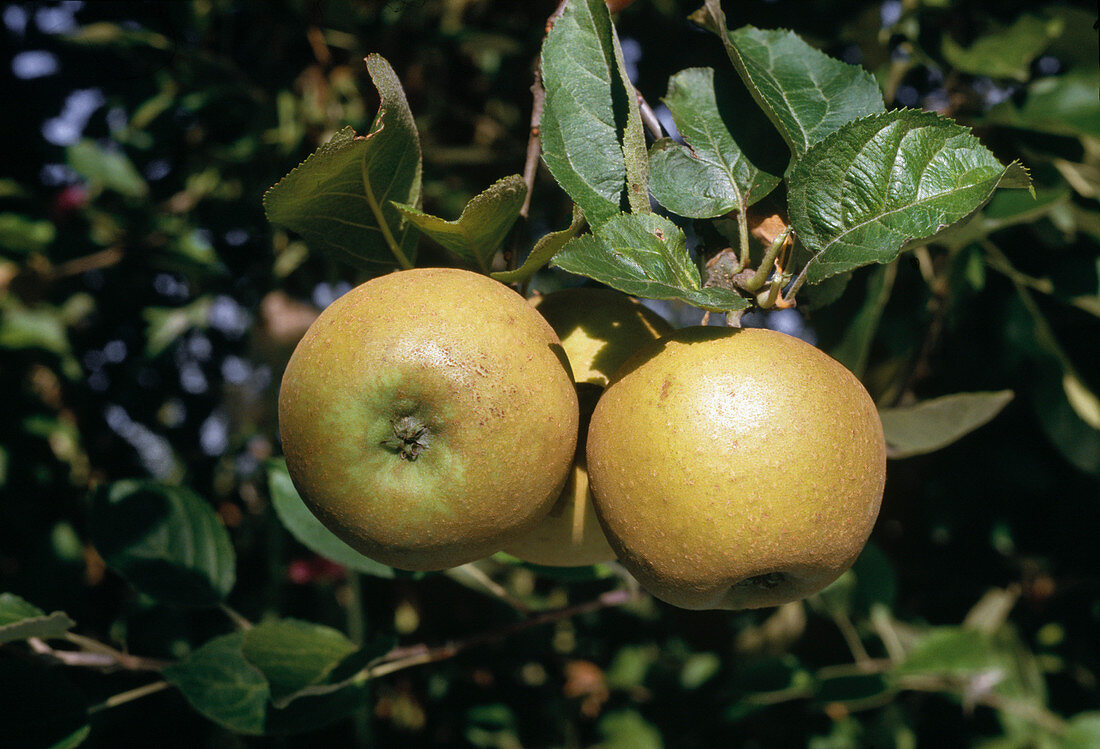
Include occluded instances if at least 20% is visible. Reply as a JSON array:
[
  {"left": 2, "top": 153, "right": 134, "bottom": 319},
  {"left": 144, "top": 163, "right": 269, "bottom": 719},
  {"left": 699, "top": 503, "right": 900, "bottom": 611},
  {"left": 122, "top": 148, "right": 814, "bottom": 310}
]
[
  {"left": 0, "top": 593, "right": 75, "bottom": 644},
  {"left": 0, "top": 657, "right": 89, "bottom": 749},
  {"left": 878, "top": 391, "right": 1014, "bottom": 459},
  {"left": 266, "top": 459, "right": 397, "bottom": 578},
  {"left": 263, "top": 54, "right": 422, "bottom": 270},
  {"left": 648, "top": 67, "right": 783, "bottom": 218},
  {"left": 241, "top": 619, "right": 357, "bottom": 705},
  {"left": 595, "top": 709, "right": 664, "bottom": 749},
  {"left": 552, "top": 213, "right": 749, "bottom": 312},
  {"left": 66, "top": 140, "right": 148, "bottom": 199},
  {"left": 540, "top": 0, "right": 632, "bottom": 227},
  {"left": 0, "top": 303, "right": 71, "bottom": 356},
  {"left": 788, "top": 109, "right": 1032, "bottom": 285},
  {"left": 829, "top": 262, "right": 897, "bottom": 377},
  {"left": 164, "top": 633, "right": 271, "bottom": 734},
  {"left": 941, "top": 13, "right": 1063, "bottom": 82},
  {"left": 491, "top": 205, "right": 585, "bottom": 284},
  {"left": 1064, "top": 713, "right": 1100, "bottom": 749},
  {"left": 395, "top": 175, "right": 526, "bottom": 272},
  {"left": 0, "top": 213, "right": 56, "bottom": 255},
  {"left": 143, "top": 296, "right": 212, "bottom": 357},
  {"left": 610, "top": 17, "right": 649, "bottom": 216},
  {"left": 164, "top": 632, "right": 367, "bottom": 736},
  {"left": 693, "top": 3, "right": 885, "bottom": 158},
  {"left": 89, "top": 480, "right": 236, "bottom": 607},
  {"left": 983, "top": 68, "right": 1100, "bottom": 139}
]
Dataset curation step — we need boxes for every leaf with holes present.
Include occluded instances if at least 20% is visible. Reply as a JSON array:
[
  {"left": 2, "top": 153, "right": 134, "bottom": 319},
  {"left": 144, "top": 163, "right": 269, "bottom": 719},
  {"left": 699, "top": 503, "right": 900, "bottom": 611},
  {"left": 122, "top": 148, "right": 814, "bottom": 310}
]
[
  {"left": 263, "top": 54, "right": 421, "bottom": 270},
  {"left": 788, "top": 109, "right": 1032, "bottom": 285}
]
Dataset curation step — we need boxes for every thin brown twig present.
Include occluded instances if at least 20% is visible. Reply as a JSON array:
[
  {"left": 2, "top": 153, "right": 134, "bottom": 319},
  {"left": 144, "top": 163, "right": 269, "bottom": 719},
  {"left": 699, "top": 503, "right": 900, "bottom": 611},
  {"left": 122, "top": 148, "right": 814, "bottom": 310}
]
[
  {"left": 25, "top": 634, "right": 170, "bottom": 672},
  {"left": 636, "top": 88, "right": 664, "bottom": 140},
  {"left": 363, "top": 587, "right": 639, "bottom": 681},
  {"left": 508, "top": 0, "right": 570, "bottom": 272}
]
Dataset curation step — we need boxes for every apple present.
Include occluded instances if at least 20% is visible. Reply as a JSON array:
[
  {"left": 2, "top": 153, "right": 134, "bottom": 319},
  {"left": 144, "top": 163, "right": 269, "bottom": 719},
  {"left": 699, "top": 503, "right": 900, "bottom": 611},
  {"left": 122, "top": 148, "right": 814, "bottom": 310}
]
[
  {"left": 586, "top": 326, "right": 886, "bottom": 609},
  {"left": 503, "top": 288, "right": 671, "bottom": 566},
  {"left": 278, "top": 268, "right": 579, "bottom": 571}
]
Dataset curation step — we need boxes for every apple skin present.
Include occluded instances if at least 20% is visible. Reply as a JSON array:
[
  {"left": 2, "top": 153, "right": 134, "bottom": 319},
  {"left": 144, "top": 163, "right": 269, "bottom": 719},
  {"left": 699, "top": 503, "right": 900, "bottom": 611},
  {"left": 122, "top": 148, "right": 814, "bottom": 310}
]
[
  {"left": 278, "top": 268, "right": 579, "bottom": 571},
  {"left": 586, "top": 326, "right": 886, "bottom": 610},
  {"left": 503, "top": 288, "right": 671, "bottom": 566}
]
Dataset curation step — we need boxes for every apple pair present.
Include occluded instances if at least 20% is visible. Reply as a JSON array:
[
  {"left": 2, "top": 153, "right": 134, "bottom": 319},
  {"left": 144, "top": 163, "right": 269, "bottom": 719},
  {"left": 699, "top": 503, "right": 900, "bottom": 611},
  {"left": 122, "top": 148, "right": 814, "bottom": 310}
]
[{"left": 278, "top": 268, "right": 885, "bottom": 610}]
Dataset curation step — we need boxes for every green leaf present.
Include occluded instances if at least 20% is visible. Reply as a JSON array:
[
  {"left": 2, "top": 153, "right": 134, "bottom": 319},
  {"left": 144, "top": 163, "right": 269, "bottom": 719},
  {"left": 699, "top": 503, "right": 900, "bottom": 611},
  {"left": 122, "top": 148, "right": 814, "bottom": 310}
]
[
  {"left": 648, "top": 67, "right": 783, "bottom": 218},
  {"left": 0, "top": 213, "right": 56, "bottom": 255},
  {"left": 878, "top": 390, "right": 1014, "bottom": 459},
  {"left": 680, "top": 652, "right": 721, "bottom": 689},
  {"left": 241, "top": 619, "right": 357, "bottom": 705},
  {"left": 89, "top": 480, "right": 236, "bottom": 607},
  {"left": 395, "top": 175, "right": 526, "bottom": 272},
  {"left": 264, "top": 54, "right": 422, "bottom": 270},
  {"left": 0, "top": 303, "right": 71, "bottom": 356},
  {"left": 596, "top": 709, "right": 664, "bottom": 749},
  {"left": 942, "top": 13, "right": 1063, "bottom": 82},
  {"left": 164, "top": 633, "right": 271, "bottom": 734},
  {"left": 788, "top": 109, "right": 1031, "bottom": 285},
  {"left": 164, "top": 632, "right": 367, "bottom": 736},
  {"left": 814, "top": 672, "right": 893, "bottom": 711},
  {"left": 143, "top": 296, "right": 212, "bottom": 357},
  {"left": 983, "top": 68, "right": 1100, "bottom": 139},
  {"left": 830, "top": 262, "right": 897, "bottom": 377},
  {"left": 66, "top": 140, "right": 148, "bottom": 199},
  {"left": 0, "top": 657, "right": 89, "bottom": 749},
  {"left": 1064, "top": 713, "right": 1100, "bottom": 749},
  {"left": 0, "top": 593, "right": 75, "bottom": 644},
  {"left": 267, "top": 459, "right": 397, "bottom": 578},
  {"left": 552, "top": 213, "right": 750, "bottom": 312},
  {"left": 491, "top": 205, "right": 585, "bottom": 285},
  {"left": 540, "top": 0, "right": 633, "bottom": 227},
  {"left": 693, "top": 3, "right": 885, "bottom": 159}
]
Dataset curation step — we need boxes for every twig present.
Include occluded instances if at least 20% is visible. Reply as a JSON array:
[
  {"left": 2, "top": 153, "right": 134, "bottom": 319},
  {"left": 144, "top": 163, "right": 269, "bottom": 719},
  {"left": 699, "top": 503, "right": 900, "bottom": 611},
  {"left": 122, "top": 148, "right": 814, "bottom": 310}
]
[
  {"left": 361, "top": 587, "right": 639, "bottom": 681},
  {"left": 509, "top": 0, "right": 570, "bottom": 272},
  {"left": 24, "top": 634, "right": 170, "bottom": 672},
  {"left": 636, "top": 89, "right": 664, "bottom": 140},
  {"left": 220, "top": 603, "right": 254, "bottom": 630},
  {"left": 52, "top": 247, "right": 125, "bottom": 279},
  {"left": 88, "top": 681, "right": 173, "bottom": 714}
]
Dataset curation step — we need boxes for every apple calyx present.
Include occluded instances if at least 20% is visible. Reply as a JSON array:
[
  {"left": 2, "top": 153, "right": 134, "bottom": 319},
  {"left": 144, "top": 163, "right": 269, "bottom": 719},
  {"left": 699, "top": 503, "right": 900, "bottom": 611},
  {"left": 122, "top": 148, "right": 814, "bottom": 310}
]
[
  {"left": 740, "top": 572, "right": 786, "bottom": 590},
  {"left": 381, "top": 415, "right": 431, "bottom": 461}
]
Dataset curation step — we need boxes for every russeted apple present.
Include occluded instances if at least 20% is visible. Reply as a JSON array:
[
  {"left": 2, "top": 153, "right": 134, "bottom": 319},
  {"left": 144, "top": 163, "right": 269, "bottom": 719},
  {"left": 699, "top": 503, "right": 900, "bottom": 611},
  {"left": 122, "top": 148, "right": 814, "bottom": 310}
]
[
  {"left": 278, "top": 268, "right": 579, "bottom": 571},
  {"left": 503, "top": 288, "right": 671, "bottom": 566},
  {"left": 586, "top": 326, "right": 886, "bottom": 610}
]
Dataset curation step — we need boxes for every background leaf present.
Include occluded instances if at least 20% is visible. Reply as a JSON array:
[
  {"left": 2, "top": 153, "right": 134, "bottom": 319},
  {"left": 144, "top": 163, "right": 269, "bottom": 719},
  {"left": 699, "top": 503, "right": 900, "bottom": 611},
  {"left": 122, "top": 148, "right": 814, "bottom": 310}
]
[
  {"left": 263, "top": 55, "right": 422, "bottom": 270},
  {"left": 982, "top": 69, "right": 1100, "bottom": 140},
  {"left": 879, "top": 391, "right": 1015, "bottom": 459},
  {"left": 66, "top": 140, "right": 148, "bottom": 199},
  {"left": 552, "top": 213, "right": 749, "bottom": 311},
  {"left": 540, "top": 0, "right": 631, "bottom": 228},
  {"left": 164, "top": 632, "right": 367, "bottom": 736},
  {"left": 0, "top": 593, "right": 75, "bottom": 644},
  {"left": 648, "top": 67, "right": 784, "bottom": 218},
  {"left": 395, "top": 175, "right": 526, "bottom": 272},
  {"left": 941, "top": 13, "right": 1062, "bottom": 82},
  {"left": 89, "top": 480, "right": 236, "bottom": 607},
  {"left": 789, "top": 109, "right": 1030, "bottom": 284},
  {"left": 267, "top": 459, "right": 397, "bottom": 578},
  {"left": 240, "top": 618, "right": 357, "bottom": 704}
]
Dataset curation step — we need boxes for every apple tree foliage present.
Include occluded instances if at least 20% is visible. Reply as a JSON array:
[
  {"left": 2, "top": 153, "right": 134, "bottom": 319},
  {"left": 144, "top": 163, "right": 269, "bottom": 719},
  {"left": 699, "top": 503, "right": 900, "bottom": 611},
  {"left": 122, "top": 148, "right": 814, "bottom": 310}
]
[{"left": 1, "top": 1, "right": 1097, "bottom": 746}]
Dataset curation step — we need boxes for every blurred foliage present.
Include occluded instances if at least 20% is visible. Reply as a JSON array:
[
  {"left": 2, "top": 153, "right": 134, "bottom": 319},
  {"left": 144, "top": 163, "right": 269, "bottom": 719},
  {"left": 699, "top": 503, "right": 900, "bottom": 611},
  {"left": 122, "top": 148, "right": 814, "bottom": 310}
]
[{"left": 0, "top": 1, "right": 1097, "bottom": 747}]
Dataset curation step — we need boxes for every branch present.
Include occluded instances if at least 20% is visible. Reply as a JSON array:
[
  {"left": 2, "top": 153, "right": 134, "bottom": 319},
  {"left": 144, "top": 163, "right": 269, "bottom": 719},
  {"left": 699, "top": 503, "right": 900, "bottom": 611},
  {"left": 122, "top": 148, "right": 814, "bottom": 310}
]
[
  {"left": 25, "top": 633, "right": 170, "bottom": 672},
  {"left": 362, "top": 587, "right": 639, "bottom": 681}
]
